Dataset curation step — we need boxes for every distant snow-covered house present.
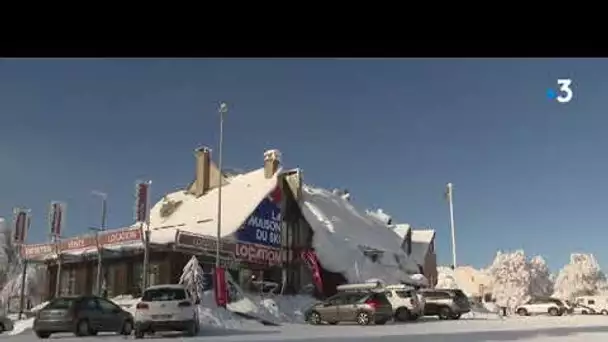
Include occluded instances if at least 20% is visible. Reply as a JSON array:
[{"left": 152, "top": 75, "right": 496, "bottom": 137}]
[{"left": 394, "top": 224, "right": 438, "bottom": 287}]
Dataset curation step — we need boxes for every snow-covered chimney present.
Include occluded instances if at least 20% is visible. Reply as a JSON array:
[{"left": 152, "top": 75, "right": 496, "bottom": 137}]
[
  {"left": 193, "top": 146, "right": 211, "bottom": 197},
  {"left": 264, "top": 149, "right": 281, "bottom": 179}
]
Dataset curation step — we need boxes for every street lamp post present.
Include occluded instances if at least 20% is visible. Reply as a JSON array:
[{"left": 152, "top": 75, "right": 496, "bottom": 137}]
[
  {"left": 215, "top": 102, "right": 227, "bottom": 306},
  {"left": 91, "top": 191, "right": 107, "bottom": 296},
  {"left": 446, "top": 183, "right": 457, "bottom": 269}
]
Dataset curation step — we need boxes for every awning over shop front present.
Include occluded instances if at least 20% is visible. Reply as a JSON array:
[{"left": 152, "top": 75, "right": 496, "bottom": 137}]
[{"left": 22, "top": 226, "right": 144, "bottom": 262}]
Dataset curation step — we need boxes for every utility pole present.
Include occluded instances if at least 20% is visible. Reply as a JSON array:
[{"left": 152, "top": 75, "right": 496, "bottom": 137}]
[
  {"left": 215, "top": 102, "right": 227, "bottom": 307},
  {"left": 446, "top": 182, "right": 457, "bottom": 269},
  {"left": 91, "top": 191, "right": 107, "bottom": 295}
]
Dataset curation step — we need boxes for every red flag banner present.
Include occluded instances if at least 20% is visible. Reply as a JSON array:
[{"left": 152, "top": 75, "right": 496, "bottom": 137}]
[
  {"left": 301, "top": 250, "right": 324, "bottom": 294},
  {"left": 214, "top": 267, "right": 228, "bottom": 307},
  {"left": 134, "top": 181, "right": 150, "bottom": 223},
  {"left": 49, "top": 202, "right": 66, "bottom": 237},
  {"left": 13, "top": 209, "right": 29, "bottom": 244}
]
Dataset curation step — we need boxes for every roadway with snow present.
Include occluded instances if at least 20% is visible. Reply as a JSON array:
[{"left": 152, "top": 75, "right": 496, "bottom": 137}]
[{"left": 4, "top": 315, "right": 608, "bottom": 341}]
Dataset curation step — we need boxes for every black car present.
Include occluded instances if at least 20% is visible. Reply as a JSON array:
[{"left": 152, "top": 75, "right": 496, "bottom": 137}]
[{"left": 33, "top": 295, "right": 134, "bottom": 339}]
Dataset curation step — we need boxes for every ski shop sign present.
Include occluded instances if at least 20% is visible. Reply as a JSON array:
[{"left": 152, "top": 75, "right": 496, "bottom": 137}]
[{"left": 236, "top": 196, "right": 282, "bottom": 247}]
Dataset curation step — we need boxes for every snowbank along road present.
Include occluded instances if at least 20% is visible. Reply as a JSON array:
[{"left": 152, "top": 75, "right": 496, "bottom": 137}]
[{"left": 4, "top": 315, "right": 608, "bottom": 342}]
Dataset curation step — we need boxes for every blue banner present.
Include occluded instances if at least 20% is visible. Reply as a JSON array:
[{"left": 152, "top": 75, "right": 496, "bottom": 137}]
[{"left": 236, "top": 193, "right": 282, "bottom": 247}]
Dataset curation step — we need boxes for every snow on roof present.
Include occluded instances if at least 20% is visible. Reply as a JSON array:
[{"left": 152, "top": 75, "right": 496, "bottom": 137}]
[
  {"left": 410, "top": 229, "right": 435, "bottom": 265},
  {"left": 148, "top": 167, "right": 280, "bottom": 244},
  {"left": 300, "top": 185, "right": 419, "bottom": 284},
  {"left": 393, "top": 224, "right": 411, "bottom": 239}
]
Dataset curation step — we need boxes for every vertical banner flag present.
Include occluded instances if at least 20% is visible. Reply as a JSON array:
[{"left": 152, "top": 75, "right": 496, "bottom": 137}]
[
  {"left": 214, "top": 267, "right": 228, "bottom": 307},
  {"left": 13, "top": 209, "right": 29, "bottom": 244},
  {"left": 48, "top": 202, "right": 66, "bottom": 237},
  {"left": 134, "top": 181, "right": 150, "bottom": 223},
  {"left": 301, "top": 250, "right": 324, "bottom": 294}
]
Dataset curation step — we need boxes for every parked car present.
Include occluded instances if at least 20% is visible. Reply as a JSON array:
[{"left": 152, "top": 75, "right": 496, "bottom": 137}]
[
  {"left": 134, "top": 284, "right": 200, "bottom": 338},
  {"left": 515, "top": 297, "right": 565, "bottom": 316},
  {"left": 572, "top": 304, "right": 596, "bottom": 315},
  {"left": 305, "top": 283, "right": 393, "bottom": 326},
  {"left": 0, "top": 314, "right": 14, "bottom": 333},
  {"left": 575, "top": 296, "right": 608, "bottom": 315},
  {"left": 33, "top": 295, "right": 134, "bottom": 339},
  {"left": 384, "top": 284, "right": 424, "bottom": 321},
  {"left": 418, "top": 288, "right": 471, "bottom": 320}
]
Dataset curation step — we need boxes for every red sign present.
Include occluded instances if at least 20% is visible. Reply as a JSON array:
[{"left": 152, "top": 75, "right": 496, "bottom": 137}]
[
  {"left": 214, "top": 267, "right": 228, "bottom": 307},
  {"left": 134, "top": 181, "right": 150, "bottom": 222},
  {"left": 49, "top": 202, "right": 65, "bottom": 237},
  {"left": 13, "top": 210, "right": 28, "bottom": 244}
]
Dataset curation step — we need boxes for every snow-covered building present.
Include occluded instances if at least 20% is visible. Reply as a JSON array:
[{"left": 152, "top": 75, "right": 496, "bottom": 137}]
[
  {"left": 22, "top": 147, "right": 421, "bottom": 300},
  {"left": 393, "top": 224, "right": 438, "bottom": 287}
]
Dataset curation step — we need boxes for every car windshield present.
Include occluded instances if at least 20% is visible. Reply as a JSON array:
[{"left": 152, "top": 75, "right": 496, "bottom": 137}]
[
  {"left": 143, "top": 288, "right": 187, "bottom": 301},
  {"left": 45, "top": 297, "right": 77, "bottom": 310}
]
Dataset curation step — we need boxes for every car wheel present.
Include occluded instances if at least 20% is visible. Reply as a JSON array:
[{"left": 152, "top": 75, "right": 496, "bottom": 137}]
[
  {"left": 134, "top": 327, "right": 145, "bottom": 339},
  {"left": 582, "top": 310, "right": 588, "bottom": 315},
  {"left": 601, "top": 310, "right": 608, "bottom": 315},
  {"left": 121, "top": 320, "right": 134, "bottom": 335},
  {"left": 517, "top": 308, "right": 528, "bottom": 316},
  {"left": 327, "top": 321, "right": 338, "bottom": 325},
  {"left": 185, "top": 321, "right": 197, "bottom": 337},
  {"left": 356, "top": 311, "right": 371, "bottom": 326},
  {"left": 308, "top": 311, "right": 322, "bottom": 325},
  {"left": 438, "top": 307, "right": 452, "bottom": 320},
  {"left": 75, "top": 319, "right": 90, "bottom": 337},
  {"left": 410, "top": 314, "right": 420, "bottom": 321},
  {"left": 35, "top": 331, "right": 51, "bottom": 339},
  {"left": 548, "top": 307, "right": 559, "bottom": 316},
  {"left": 395, "top": 307, "right": 411, "bottom": 322},
  {"left": 450, "top": 313, "right": 461, "bottom": 320},
  {"left": 375, "top": 318, "right": 389, "bottom": 325}
]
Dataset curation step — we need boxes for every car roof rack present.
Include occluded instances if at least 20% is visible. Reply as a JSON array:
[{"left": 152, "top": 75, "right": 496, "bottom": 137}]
[{"left": 336, "top": 282, "right": 384, "bottom": 292}]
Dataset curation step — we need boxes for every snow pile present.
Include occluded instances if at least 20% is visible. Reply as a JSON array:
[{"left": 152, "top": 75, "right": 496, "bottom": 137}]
[
  {"left": 30, "top": 301, "right": 49, "bottom": 313},
  {"left": 364, "top": 208, "right": 392, "bottom": 225},
  {"left": 258, "top": 295, "right": 318, "bottom": 323},
  {"left": 488, "top": 250, "right": 553, "bottom": 310},
  {"left": 179, "top": 256, "right": 268, "bottom": 328},
  {"left": 300, "top": 185, "right": 419, "bottom": 285},
  {"left": 8, "top": 317, "right": 34, "bottom": 336},
  {"left": 553, "top": 253, "right": 606, "bottom": 300},
  {"left": 436, "top": 266, "right": 459, "bottom": 289}
]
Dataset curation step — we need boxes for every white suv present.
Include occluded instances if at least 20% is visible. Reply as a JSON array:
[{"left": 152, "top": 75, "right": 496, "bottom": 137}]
[
  {"left": 384, "top": 284, "right": 424, "bottom": 321},
  {"left": 134, "top": 284, "right": 200, "bottom": 338}
]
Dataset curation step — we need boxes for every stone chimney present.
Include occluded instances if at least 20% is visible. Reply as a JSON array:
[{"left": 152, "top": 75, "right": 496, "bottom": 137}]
[
  {"left": 193, "top": 146, "right": 211, "bottom": 197},
  {"left": 264, "top": 149, "right": 282, "bottom": 179}
]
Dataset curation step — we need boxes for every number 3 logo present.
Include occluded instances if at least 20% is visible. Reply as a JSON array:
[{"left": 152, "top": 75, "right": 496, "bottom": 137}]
[{"left": 556, "top": 79, "right": 573, "bottom": 103}]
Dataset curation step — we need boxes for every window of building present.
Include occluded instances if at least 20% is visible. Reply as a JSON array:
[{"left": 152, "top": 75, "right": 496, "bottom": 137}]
[
  {"left": 588, "top": 299, "right": 596, "bottom": 305},
  {"left": 60, "top": 268, "right": 76, "bottom": 296}
]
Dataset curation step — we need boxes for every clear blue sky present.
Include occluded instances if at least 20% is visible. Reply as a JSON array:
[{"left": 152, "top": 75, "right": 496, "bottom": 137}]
[{"left": 1, "top": 58, "right": 606, "bottom": 272}]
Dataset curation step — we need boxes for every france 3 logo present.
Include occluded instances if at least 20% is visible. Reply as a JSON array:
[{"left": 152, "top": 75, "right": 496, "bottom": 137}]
[{"left": 547, "top": 79, "right": 573, "bottom": 104}]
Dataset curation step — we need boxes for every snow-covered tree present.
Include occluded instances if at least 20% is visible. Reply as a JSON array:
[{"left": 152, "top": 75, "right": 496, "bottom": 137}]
[
  {"left": 0, "top": 264, "right": 46, "bottom": 306},
  {"left": 553, "top": 253, "right": 606, "bottom": 300},
  {"left": 179, "top": 256, "right": 205, "bottom": 302},
  {"left": 529, "top": 255, "right": 553, "bottom": 297},
  {"left": 488, "top": 250, "right": 532, "bottom": 309}
]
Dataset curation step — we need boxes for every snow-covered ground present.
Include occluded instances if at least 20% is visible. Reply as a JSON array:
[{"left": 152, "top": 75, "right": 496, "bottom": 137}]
[{"left": 4, "top": 315, "right": 608, "bottom": 341}]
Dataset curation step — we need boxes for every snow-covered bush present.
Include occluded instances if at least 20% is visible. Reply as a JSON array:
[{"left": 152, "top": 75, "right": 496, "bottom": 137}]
[
  {"left": 179, "top": 256, "right": 204, "bottom": 302},
  {"left": 488, "top": 250, "right": 531, "bottom": 309},
  {"left": 553, "top": 253, "right": 606, "bottom": 300},
  {"left": 529, "top": 256, "right": 553, "bottom": 297}
]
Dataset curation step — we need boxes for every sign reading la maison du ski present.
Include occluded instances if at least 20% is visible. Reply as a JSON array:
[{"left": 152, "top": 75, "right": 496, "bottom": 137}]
[{"left": 236, "top": 189, "right": 282, "bottom": 248}]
